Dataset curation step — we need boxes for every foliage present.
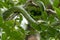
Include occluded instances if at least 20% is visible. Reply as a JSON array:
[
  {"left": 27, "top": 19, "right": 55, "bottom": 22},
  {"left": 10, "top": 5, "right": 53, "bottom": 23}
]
[{"left": 0, "top": 0, "right": 60, "bottom": 40}]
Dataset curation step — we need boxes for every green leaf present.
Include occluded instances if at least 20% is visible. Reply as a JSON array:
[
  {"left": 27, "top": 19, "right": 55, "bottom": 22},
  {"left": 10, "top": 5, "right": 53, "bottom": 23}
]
[
  {"left": 41, "top": 11, "right": 48, "bottom": 20},
  {"left": 54, "top": 7, "right": 60, "bottom": 19},
  {"left": 47, "top": 14, "right": 56, "bottom": 24},
  {"left": 40, "top": 24, "right": 48, "bottom": 31},
  {"left": 2, "top": 33, "right": 7, "bottom": 40},
  {"left": 0, "top": 9, "right": 3, "bottom": 27},
  {"left": 19, "top": 14, "right": 23, "bottom": 24},
  {"left": 2, "top": 20, "right": 14, "bottom": 36},
  {"left": 40, "top": 0, "right": 50, "bottom": 6},
  {"left": 18, "top": 0, "right": 26, "bottom": 4},
  {"left": 40, "top": 31, "right": 49, "bottom": 40},
  {"left": 10, "top": 30, "right": 25, "bottom": 40},
  {"left": 53, "top": 0, "right": 59, "bottom": 7},
  {"left": 47, "top": 27, "right": 59, "bottom": 37},
  {"left": 0, "top": 15, "right": 3, "bottom": 27}
]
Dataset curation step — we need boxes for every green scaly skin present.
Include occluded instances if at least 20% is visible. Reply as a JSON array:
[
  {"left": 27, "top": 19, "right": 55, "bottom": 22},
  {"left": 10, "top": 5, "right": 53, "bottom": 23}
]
[
  {"left": 3, "top": 1, "right": 44, "bottom": 24},
  {"left": 3, "top": 5, "right": 38, "bottom": 24}
]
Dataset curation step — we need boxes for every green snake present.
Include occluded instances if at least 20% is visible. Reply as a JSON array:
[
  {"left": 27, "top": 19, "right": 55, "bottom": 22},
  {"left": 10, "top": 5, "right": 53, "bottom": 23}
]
[{"left": 3, "top": 1, "right": 45, "bottom": 24}]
